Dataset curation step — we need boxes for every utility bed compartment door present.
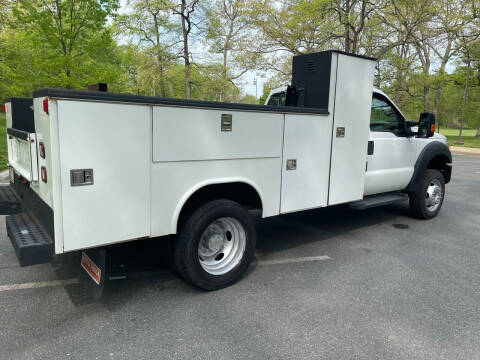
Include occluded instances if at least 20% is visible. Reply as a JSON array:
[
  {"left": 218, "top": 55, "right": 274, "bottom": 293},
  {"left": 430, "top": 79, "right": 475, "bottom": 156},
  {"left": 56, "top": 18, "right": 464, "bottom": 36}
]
[
  {"left": 152, "top": 107, "right": 283, "bottom": 162},
  {"left": 56, "top": 101, "right": 150, "bottom": 252},
  {"left": 327, "top": 53, "right": 375, "bottom": 205},
  {"left": 280, "top": 113, "right": 332, "bottom": 213}
]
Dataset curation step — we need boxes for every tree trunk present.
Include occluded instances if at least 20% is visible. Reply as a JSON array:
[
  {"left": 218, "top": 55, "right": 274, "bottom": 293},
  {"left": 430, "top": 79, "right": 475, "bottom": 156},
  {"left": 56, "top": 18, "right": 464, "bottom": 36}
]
[
  {"left": 433, "top": 85, "right": 442, "bottom": 131},
  {"left": 423, "top": 85, "right": 430, "bottom": 112},
  {"left": 181, "top": 0, "right": 191, "bottom": 99},
  {"left": 476, "top": 118, "right": 480, "bottom": 138},
  {"left": 183, "top": 38, "right": 191, "bottom": 99},
  {"left": 422, "top": 57, "right": 431, "bottom": 112},
  {"left": 220, "top": 49, "right": 227, "bottom": 102},
  {"left": 433, "top": 40, "right": 452, "bottom": 131},
  {"left": 159, "top": 65, "right": 166, "bottom": 97},
  {"left": 343, "top": 0, "right": 352, "bottom": 53},
  {"left": 456, "top": 61, "right": 470, "bottom": 145}
]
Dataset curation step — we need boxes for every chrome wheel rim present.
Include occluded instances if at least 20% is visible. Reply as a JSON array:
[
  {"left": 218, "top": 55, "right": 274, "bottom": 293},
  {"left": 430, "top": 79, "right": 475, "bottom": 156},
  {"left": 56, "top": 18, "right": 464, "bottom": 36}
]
[
  {"left": 425, "top": 179, "right": 443, "bottom": 213},
  {"left": 198, "top": 217, "right": 246, "bottom": 275}
]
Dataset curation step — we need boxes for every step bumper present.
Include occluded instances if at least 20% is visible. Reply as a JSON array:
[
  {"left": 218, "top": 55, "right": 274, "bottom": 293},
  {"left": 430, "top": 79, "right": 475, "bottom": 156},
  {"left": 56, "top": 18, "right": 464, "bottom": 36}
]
[{"left": 6, "top": 212, "right": 54, "bottom": 266}]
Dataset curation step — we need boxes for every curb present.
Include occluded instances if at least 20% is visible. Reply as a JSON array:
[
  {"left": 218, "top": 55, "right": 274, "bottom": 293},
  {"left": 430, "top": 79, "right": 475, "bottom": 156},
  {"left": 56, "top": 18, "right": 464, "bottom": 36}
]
[{"left": 449, "top": 146, "right": 480, "bottom": 156}]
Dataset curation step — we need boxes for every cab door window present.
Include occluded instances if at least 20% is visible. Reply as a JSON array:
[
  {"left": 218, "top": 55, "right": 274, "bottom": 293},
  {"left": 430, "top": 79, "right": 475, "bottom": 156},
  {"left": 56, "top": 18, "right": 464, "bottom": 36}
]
[
  {"left": 370, "top": 95, "right": 406, "bottom": 136},
  {"left": 267, "top": 92, "right": 286, "bottom": 106}
]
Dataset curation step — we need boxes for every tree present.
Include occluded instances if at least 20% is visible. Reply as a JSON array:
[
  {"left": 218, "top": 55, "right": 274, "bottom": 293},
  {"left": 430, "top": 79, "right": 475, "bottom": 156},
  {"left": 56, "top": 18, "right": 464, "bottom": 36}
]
[
  {"left": 455, "top": 36, "right": 480, "bottom": 144},
  {"left": 117, "top": 0, "right": 178, "bottom": 96},
  {"left": 205, "top": 0, "right": 255, "bottom": 101},
  {"left": 327, "top": 0, "right": 385, "bottom": 54},
  {"left": 11, "top": 0, "right": 120, "bottom": 88},
  {"left": 171, "top": 0, "right": 200, "bottom": 99},
  {"left": 239, "top": 93, "right": 256, "bottom": 104},
  {"left": 430, "top": 0, "right": 473, "bottom": 124}
]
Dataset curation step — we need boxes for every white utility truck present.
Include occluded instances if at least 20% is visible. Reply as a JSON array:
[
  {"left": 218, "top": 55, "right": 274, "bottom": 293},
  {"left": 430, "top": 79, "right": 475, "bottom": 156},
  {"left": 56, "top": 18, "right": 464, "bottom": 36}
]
[{"left": 2, "top": 51, "right": 451, "bottom": 293}]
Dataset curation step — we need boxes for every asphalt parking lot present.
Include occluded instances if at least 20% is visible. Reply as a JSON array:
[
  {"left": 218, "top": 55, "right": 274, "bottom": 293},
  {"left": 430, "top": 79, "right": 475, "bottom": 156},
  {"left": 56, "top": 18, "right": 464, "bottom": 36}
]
[{"left": 0, "top": 153, "right": 479, "bottom": 360}]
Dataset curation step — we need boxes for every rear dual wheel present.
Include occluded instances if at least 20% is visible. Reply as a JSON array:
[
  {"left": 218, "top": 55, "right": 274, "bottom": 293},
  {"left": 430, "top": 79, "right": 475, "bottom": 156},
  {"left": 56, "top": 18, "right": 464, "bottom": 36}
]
[{"left": 173, "top": 199, "right": 256, "bottom": 290}]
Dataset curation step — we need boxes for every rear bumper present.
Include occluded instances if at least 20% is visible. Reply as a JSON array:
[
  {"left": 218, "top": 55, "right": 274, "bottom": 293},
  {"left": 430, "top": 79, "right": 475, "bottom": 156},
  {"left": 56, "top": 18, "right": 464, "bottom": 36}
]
[
  {"left": 6, "top": 213, "right": 53, "bottom": 266},
  {"left": 9, "top": 175, "right": 54, "bottom": 240},
  {"left": 5, "top": 176, "right": 55, "bottom": 266}
]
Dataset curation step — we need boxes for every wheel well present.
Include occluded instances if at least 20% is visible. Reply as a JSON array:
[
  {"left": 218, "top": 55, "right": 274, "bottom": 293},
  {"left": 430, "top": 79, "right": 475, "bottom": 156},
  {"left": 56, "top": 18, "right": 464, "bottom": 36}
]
[
  {"left": 427, "top": 154, "right": 452, "bottom": 183},
  {"left": 177, "top": 182, "right": 262, "bottom": 232}
]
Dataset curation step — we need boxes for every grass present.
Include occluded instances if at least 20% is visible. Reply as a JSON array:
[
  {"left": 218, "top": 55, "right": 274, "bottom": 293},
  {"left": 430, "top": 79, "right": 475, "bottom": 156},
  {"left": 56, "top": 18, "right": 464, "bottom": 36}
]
[
  {"left": 439, "top": 128, "right": 480, "bottom": 148},
  {"left": 0, "top": 113, "right": 6, "bottom": 170}
]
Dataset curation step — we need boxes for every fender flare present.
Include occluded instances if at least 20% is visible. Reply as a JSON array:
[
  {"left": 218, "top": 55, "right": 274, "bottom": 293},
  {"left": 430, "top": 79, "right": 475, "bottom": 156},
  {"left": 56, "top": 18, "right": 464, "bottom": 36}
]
[
  {"left": 405, "top": 141, "right": 452, "bottom": 193},
  {"left": 170, "top": 177, "right": 265, "bottom": 234}
]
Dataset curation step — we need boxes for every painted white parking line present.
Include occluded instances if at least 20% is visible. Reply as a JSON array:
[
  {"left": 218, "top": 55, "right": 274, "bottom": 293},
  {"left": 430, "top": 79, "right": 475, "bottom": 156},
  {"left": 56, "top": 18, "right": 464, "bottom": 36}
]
[
  {"left": 0, "top": 255, "right": 331, "bottom": 293},
  {"left": 0, "top": 278, "right": 79, "bottom": 293},
  {"left": 257, "top": 255, "right": 331, "bottom": 266}
]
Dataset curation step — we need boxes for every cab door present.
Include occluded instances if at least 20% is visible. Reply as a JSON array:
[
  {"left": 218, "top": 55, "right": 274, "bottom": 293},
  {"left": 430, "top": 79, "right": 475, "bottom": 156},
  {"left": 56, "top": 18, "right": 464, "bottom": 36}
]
[{"left": 364, "top": 93, "right": 416, "bottom": 195}]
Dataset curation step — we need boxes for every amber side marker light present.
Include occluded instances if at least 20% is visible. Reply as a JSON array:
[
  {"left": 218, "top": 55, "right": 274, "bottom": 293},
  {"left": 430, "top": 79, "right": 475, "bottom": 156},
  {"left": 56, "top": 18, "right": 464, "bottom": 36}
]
[{"left": 430, "top": 123, "right": 436, "bottom": 133}]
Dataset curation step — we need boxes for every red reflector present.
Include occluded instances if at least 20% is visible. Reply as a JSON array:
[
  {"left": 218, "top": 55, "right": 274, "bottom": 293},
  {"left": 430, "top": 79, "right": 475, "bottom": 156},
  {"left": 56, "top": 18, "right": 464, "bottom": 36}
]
[
  {"left": 2, "top": 104, "right": 6, "bottom": 113},
  {"left": 41, "top": 166, "right": 47, "bottom": 182},
  {"left": 39, "top": 142, "right": 45, "bottom": 159},
  {"left": 43, "top": 98, "right": 49, "bottom": 115}
]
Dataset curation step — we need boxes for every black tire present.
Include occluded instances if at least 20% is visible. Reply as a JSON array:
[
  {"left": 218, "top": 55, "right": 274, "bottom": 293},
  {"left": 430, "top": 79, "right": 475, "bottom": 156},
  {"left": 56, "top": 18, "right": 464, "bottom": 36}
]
[
  {"left": 173, "top": 199, "right": 256, "bottom": 290},
  {"left": 409, "top": 169, "right": 445, "bottom": 219}
]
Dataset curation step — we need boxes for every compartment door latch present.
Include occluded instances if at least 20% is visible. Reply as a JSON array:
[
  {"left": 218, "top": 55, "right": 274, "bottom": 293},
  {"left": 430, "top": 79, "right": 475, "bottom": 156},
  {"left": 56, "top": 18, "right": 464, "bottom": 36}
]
[{"left": 70, "top": 169, "right": 94, "bottom": 186}]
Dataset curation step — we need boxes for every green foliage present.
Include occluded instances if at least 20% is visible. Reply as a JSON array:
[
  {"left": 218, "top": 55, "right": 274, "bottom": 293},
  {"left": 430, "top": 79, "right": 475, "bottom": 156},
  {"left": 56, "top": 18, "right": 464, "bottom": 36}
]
[
  {"left": 239, "top": 94, "right": 257, "bottom": 104},
  {"left": 1, "top": 0, "right": 123, "bottom": 98},
  {"left": 440, "top": 128, "right": 480, "bottom": 148}
]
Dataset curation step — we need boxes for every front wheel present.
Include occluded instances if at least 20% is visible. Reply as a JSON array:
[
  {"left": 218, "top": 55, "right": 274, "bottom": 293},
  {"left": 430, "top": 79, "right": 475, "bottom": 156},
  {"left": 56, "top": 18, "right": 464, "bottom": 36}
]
[
  {"left": 409, "top": 169, "right": 445, "bottom": 219},
  {"left": 173, "top": 199, "right": 256, "bottom": 290}
]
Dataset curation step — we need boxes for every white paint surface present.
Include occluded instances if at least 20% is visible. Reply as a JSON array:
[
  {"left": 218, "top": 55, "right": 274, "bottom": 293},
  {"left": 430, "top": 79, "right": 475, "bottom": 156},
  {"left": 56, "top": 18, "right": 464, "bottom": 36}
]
[
  {"left": 328, "top": 53, "right": 376, "bottom": 205},
  {"left": 0, "top": 278, "right": 79, "bottom": 292},
  {"left": 280, "top": 113, "right": 332, "bottom": 213},
  {"left": 57, "top": 100, "right": 151, "bottom": 251},
  {"left": 152, "top": 106, "right": 283, "bottom": 162}
]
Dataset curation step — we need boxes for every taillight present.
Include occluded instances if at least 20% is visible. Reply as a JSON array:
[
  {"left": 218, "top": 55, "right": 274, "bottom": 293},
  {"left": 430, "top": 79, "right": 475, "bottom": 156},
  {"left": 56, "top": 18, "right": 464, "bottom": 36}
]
[
  {"left": 39, "top": 142, "right": 45, "bottom": 159},
  {"left": 2, "top": 104, "right": 6, "bottom": 113},
  {"left": 41, "top": 166, "right": 47, "bottom": 182},
  {"left": 43, "top": 98, "right": 49, "bottom": 115}
]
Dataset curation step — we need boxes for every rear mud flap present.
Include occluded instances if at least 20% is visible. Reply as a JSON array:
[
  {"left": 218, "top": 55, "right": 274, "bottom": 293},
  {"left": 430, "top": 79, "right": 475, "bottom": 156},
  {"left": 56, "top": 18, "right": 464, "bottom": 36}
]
[{"left": 80, "top": 247, "right": 111, "bottom": 300}]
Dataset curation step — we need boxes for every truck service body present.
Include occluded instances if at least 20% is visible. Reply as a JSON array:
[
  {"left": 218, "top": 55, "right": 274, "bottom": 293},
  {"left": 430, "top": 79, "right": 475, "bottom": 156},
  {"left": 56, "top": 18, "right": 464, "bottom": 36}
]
[{"left": 2, "top": 50, "right": 452, "bottom": 291}]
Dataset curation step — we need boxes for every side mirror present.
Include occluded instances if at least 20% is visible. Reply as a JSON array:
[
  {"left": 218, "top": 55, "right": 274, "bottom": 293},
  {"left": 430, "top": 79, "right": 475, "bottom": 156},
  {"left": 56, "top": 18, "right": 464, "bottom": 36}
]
[{"left": 418, "top": 112, "right": 435, "bottom": 138}]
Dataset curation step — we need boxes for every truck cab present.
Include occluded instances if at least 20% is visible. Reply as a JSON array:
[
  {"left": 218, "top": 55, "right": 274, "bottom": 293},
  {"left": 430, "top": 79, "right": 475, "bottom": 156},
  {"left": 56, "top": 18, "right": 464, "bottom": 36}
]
[{"left": 266, "top": 86, "right": 451, "bottom": 202}]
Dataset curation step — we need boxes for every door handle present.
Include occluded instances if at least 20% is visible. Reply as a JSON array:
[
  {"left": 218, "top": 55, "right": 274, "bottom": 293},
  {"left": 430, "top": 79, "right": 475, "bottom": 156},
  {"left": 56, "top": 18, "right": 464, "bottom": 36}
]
[{"left": 367, "top": 141, "right": 374, "bottom": 155}]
